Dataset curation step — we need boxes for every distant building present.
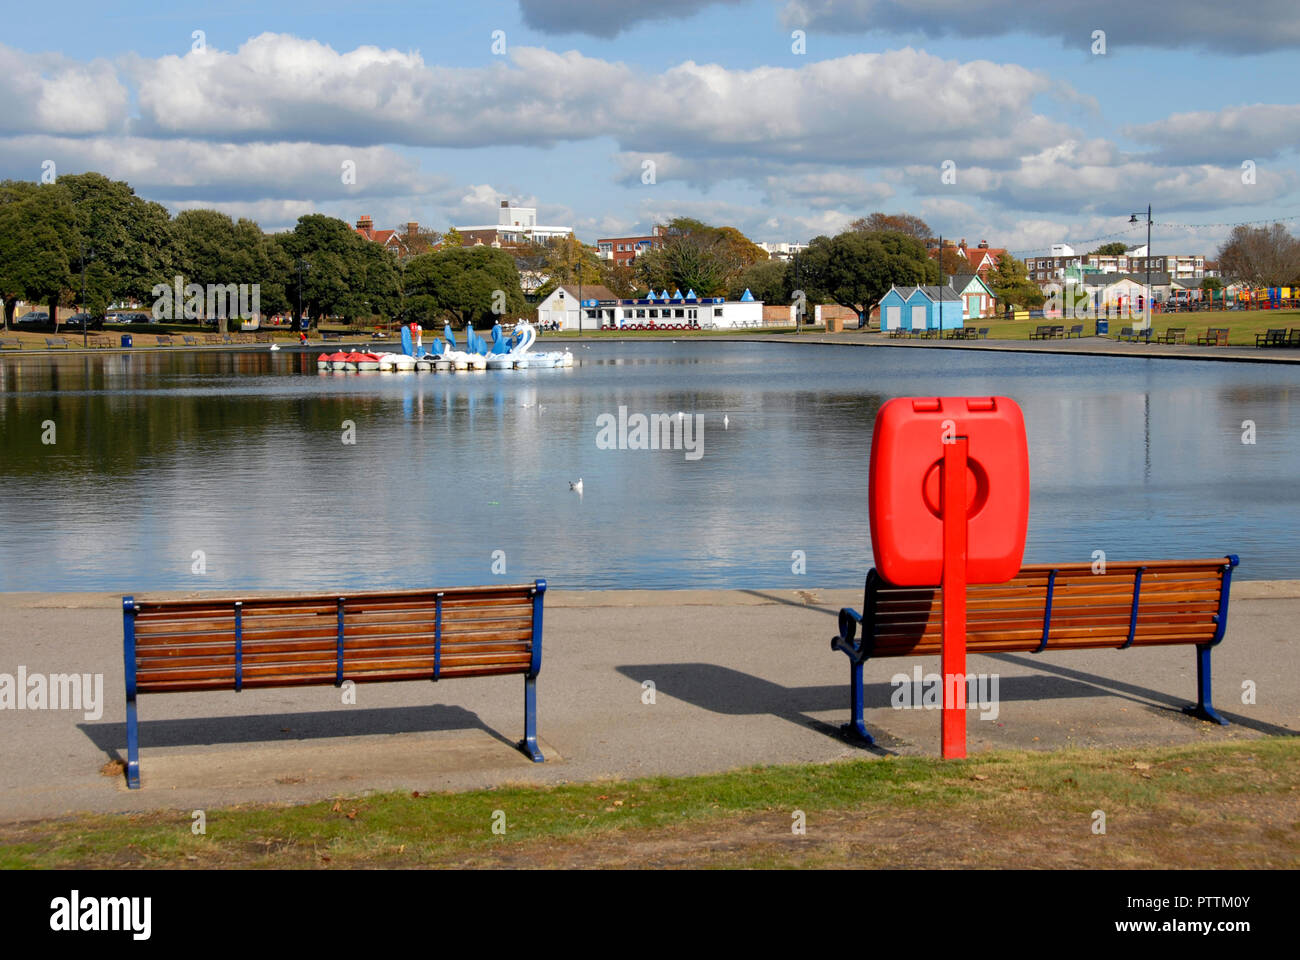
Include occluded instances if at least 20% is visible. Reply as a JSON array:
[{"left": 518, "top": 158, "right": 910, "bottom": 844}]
[
  {"left": 755, "top": 241, "right": 808, "bottom": 261},
  {"left": 354, "top": 216, "right": 424, "bottom": 256},
  {"left": 536, "top": 285, "right": 764, "bottom": 330},
  {"left": 930, "top": 239, "right": 1005, "bottom": 278},
  {"left": 1027, "top": 245, "right": 1205, "bottom": 284},
  {"left": 946, "top": 273, "right": 997, "bottom": 319},
  {"left": 597, "top": 226, "right": 666, "bottom": 265},
  {"left": 456, "top": 201, "right": 573, "bottom": 246},
  {"left": 535, "top": 284, "right": 618, "bottom": 331}
]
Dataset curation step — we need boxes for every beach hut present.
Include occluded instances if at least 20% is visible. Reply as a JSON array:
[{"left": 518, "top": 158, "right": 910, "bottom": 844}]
[{"left": 903, "top": 286, "right": 963, "bottom": 331}]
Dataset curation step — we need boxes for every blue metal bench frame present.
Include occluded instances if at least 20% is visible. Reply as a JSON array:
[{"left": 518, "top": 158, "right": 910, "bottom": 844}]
[
  {"left": 830, "top": 557, "right": 1238, "bottom": 746},
  {"left": 122, "top": 580, "right": 547, "bottom": 789}
]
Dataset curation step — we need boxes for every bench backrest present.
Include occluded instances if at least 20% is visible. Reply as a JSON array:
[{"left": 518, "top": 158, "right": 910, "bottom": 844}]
[
  {"left": 124, "top": 581, "right": 546, "bottom": 694},
  {"left": 860, "top": 558, "right": 1236, "bottom": 658}
]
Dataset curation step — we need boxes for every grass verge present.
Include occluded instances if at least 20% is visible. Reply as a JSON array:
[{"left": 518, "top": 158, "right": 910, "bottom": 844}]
[{"left": 1, "top": 738, "right": 1296, "bottom": 869}]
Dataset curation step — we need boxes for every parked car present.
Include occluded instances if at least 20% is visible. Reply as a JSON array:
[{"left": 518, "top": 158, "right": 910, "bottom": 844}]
[
  {"left": 125, "top": 313, "right": 157, "bottom": 324},
  {"left": 63, "top": 313, "right": 103, "bottom": 331},
  {"left": 16, "top": 311, "right": 49, "bottom": 326}
]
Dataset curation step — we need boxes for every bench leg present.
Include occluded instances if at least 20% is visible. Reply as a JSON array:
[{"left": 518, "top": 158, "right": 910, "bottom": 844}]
[
  {"left": 841, "top": 659, "right": 875, "bottom": 745},
  {"left": 519, "top": 674, "right": 544, "bottom": 762},
  {"left": 1186, "top": 643, "right": 1228, "bottom": 726},
  {"left": 125, "top": 693, "right": 141, "bottom": 788}
]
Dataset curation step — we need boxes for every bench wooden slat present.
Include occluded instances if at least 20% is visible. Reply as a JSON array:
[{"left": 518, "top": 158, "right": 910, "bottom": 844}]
[
  {"left": 122, "top": 580, "right": 548, "bottom": 786},
  {"left": 829, "top": 557, "right": 1238, "bottom": 744}
]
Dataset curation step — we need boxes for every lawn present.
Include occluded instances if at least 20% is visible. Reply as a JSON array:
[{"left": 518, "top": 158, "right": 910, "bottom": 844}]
[
  {"left": 874, "top": 309, "right": 1300, "bottom": 346},
  {"left": 2, "top": 738, "right": 1296, "bottom": 869}
]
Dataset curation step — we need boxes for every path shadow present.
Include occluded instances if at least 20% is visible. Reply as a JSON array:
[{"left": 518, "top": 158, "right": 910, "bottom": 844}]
[
  {"left": 988, "top": 653, "right": 1299, "bottom": 737},
  {"left": 79, "top": 704, "right": 517, "bottom": 766},
  {"left": 616, "top": 662, "right": 1100, "bottom": 752}
]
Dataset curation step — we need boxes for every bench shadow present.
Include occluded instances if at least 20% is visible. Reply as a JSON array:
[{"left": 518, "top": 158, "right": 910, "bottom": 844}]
[
  {"left": 616, "top": 662, "right": 1101, "bottom": 752},
  {"left": 78, "top": 704, "right": 519, "bottom": 765},
  {"left": 987, "top": 653, "right": 1299, "bottom": 737}
]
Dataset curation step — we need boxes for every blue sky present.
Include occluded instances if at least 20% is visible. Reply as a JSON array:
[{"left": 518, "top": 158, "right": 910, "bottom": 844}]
[{"left": 3, "top": 0, "right": 1298, "bottom": 258}]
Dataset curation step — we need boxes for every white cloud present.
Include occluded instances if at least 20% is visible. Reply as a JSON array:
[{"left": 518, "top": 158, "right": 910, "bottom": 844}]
[
  {"left": 1127, "top": 104, "right": 1300, "bottom": 164},
  {"left": 0, "top": 44, "right": 129, "bottom": 135}
]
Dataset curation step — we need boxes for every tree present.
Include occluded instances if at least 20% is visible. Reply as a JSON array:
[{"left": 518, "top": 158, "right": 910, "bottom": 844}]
[
  {"left": 442, "top": 227, "right": 464, "bottom": 249},
  {"left": 935, "top": 244, "right": 968, "bottom": 278},
  {"left": 988, "top": 254, "right": 1045, "bottom": 309},
  {"left": 848, "top": 212, "right": 932, "bottom": 243},
  {"left": 0, "top": 181, "right": 74, "bottom": 329},
  {"left": 274, "top": 214, "right": 399, "bottom": 328},
  {"left": 532, "top": 235, "right": 602, "bottom": 299},
  {"left": 635, "top": 218, "right": 765, "bottom": 296},
  {"left": 1216, "top": 223, "right": 1300, "bottom": 287},
  {"left": 1090, "top": 242, "right": 1128, "bottom": 257},
  {"left": 599, "top": 259, "right": 638, "bottom": 299},
  {"left": 57, "top": 172, "right": 173, "bottom": 320},
  {"left": 404, "top": 245, "right": 526, "bottom": 328},
  {"left": 729, "top": 258, "right": 789, "bottom": 303},
  {"left": 800, "top": 229, "right": 933, "bottom": 327}
]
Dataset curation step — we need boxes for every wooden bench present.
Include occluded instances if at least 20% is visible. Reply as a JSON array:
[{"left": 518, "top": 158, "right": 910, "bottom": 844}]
[
  {"left": 1066, "top": 324, "right": 1083, "bottom": 338},
  {"left": 1028, "top": 325, "right": 1054, "bottom": 340},
  {"left": 1256, "top": 328, "right": 1288, "bottom": 347},
  {"left": 976, "top": 327, "right": 989, "bottom": 339},
  {"left": 1118, "top": 326, "right": 1152, "bottom": 343},
  {"left": 87, "top": 335, "right": 115, "bottom": 349},
  {"left": 45, "top": 337, "right": 70, "bottom": 349},
  {"left": 829, "top": 557, "right": 1238, "bottom": 744},
  {"left": 155, "top": 335, "right": 174, "bottom": 346},
  {"left": 204, "top": 334, "right": 223, "bottom": 345},
  {"left": 0, "top": 338, "right": 21, "bottom": 351},
  {"left": 182, "top": 335, "right": 201, "bottom": 346},
  {"left": 121, "top": 580, "right": 548, "bottom": 788},
  {"left": 1197, "top": 327, "right": 1229, "bottom": 346},
  {"left": 321, "top": 331, "right": 341, "bottom": 342},
  {"left": 255, "top": 333, "right": 273, "bottom": 344},
  {"left": 1157, "top": 327, "right": 1187, "bottom": 344}
]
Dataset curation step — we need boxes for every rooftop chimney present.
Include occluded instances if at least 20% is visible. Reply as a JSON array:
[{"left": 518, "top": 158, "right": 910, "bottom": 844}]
[
  {"left": 501, "top": 200, "right": 510, "bottom": 208},
  {"left": 407, "top": 221, "right": 418, "bottom": 237},
  {"left": 357, "top": 215, "right": 373, "bottom": 232}
]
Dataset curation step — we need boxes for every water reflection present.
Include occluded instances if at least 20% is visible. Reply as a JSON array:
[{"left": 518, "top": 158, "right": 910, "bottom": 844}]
[{"left": 1, "top": 343, "right": 1297, "bottom": 589}]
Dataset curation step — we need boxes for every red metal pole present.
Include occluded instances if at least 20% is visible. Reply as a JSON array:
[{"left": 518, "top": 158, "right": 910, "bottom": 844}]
[{"left": 941, "top": 436, "right": 969, "bottom": 758}]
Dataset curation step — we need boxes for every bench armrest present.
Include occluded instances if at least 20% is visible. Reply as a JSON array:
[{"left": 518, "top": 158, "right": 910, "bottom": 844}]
[{"left": 831, "top": 607, "right": 866, "bottom": 662}]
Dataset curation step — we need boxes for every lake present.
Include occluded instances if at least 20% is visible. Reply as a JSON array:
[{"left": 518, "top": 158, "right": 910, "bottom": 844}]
[{"left": 0, "top": 341, "right": 1296, "bottom": 590}]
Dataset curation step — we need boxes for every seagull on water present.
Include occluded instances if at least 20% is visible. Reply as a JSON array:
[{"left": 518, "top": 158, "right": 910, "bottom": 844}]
[
  {"left": 569, "top": 478, "right": 583, "bottom": 494},
  {"left": 724, "top": 414, "right": 729, "bottom": 429}
]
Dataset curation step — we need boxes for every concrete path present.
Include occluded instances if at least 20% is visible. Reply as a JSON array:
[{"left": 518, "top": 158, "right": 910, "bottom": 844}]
[
  {"left": 0, "top": 584, "right": 1295, "bottom": 822},
  {"left": 718, "top": 330, "right": 1300, "bottom": 364}
]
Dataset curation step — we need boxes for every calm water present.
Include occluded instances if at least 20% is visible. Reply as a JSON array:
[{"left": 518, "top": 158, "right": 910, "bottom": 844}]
[{"left": 0, "top": 342, "right": 1296, "bottom": 590}]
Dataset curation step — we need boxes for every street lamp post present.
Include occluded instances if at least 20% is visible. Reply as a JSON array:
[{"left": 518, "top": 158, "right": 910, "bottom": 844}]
[
  {"left": 78, "top": 237, "right": 95, "bottom": 349},
  {"left": 296, "top": 258, "right": 311, "bottom": 333},
  {"left": 1129, "top": 205, "right": 1153, "bottom": 329}
]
